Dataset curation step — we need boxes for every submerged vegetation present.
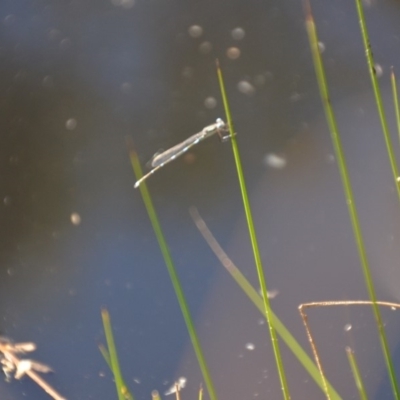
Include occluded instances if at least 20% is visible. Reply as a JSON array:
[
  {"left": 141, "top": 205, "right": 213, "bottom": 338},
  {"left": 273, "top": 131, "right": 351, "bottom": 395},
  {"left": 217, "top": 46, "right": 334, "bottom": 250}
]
[{"left": 99, "top": 1, "right": 400, "bottom": 399}]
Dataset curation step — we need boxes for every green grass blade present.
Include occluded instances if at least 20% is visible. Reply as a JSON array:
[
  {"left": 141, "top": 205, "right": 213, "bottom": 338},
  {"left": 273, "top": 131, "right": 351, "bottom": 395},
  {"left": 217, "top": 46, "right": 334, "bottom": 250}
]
[
  {"left": 126, "top": 138, "right": 218, "bottom": 400},
  {"left": 216, "top": 60, "right": 291, "bottom": 400},
  {"left": 198, "top": 383, "right": 203, "bottom": 400},
  {"left": 151, "top": 390, "right": 161, "bottom": 400},
  {"left": 99, "top": 343, "right": 134, "bottom": 400},
  {"left": 190, "top": 206, "right": 341, "bottom": 399},
  {"left": 355, "top": 0, "right": 400, "bottom": 202},
  {"left": 101, "top": 309, "right": 135, "bottom": 400},
  {"left": 304, "top": 2, "right": 400, "bottom": 398},
  {"left": 345, "top": 347, "right": 368, "bottom": 400},
  {"left": 391, "top": 68, "right": 400, "bottom": 148},
  {"left": 99, "top": 343, "right": 112, "bottom": 369}
]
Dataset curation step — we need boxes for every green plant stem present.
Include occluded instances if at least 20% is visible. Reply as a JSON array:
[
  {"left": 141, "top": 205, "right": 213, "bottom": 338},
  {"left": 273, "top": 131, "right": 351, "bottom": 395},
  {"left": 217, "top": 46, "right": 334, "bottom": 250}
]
[
  {"left": 305, "top": 2, "right": 400, "bottom": 399},
  {"left": 391, "top": 67, "right": 400, "bottom": 148},
  {"left": 216, "top": 60, "right": 291, "bottom": 400},
  {"left": 99, "top": 344, "right": 134, "bottom": 400},
  {"left": 355, "top": 0, "right": 400, "bottom": 202},
  {"left": 101, "top": 309, "right": 134, "bottom": 400},
  {"left": 345, "top": 347, "right": 368, "bottom": 400},
  {"left": 126, "top": 138, "right": 218, "bottom": 400}
]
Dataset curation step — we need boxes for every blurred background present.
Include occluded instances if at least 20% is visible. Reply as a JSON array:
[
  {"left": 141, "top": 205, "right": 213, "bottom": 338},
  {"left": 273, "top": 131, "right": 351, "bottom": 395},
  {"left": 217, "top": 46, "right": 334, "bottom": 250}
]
[{"left": 2, "top": 0, "right": 400, "bottom": 398}]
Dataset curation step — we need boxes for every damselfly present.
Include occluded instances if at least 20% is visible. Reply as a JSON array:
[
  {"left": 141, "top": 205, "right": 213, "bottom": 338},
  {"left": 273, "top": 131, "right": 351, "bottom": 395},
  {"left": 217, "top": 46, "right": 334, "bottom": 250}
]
[{"left": 134, "top": 118, "right": 230, "bottom": 188}]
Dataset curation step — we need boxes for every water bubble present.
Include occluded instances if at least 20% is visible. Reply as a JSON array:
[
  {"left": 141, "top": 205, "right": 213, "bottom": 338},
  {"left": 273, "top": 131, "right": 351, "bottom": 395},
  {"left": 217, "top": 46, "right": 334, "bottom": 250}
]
[
  {"left": 59, "top": 37, "right": 72, "bottom": 50},
  {"left": 182, "top": 66, "right": 194, "bottom": 80},
  {"left": 245, "top": 343, "right": 255, "bottom": 351},
  {"left": 42, "top": 75, "right": 54, "bottom": 88},
  {"left": 263, "top": 153, "right": 287, "bottom": 169},
  {"left": 70, "top": 212, "right": 81, "bottom": 225},
  {"left": 254, "top": 74, "right": 266, "bottom": 87},
  {"left": 4, "top": 15, "right": 15, "bottom": 26},
  {"left": 198, "top": 41, "right": 212, "bottom": 54},
  {"left": 204, "top": 97, "right": 217, "bottom": 109},
  {"left": 65, "top": 118, "right": 77, "bottom": 130},
  {"left": 111, "top": 0, "right": 135, "bottom": 8},
  {"left": 318, "top": 41, "right": 325, "bottom": 53},
  {"left": 14, "top": 70, "right": 27, "bottom": 84},
  {"left": 188, "top": 25, "right": 203, "bottom": 38},
  {"left": 3, "top": 196, "right": 12, "bottom": 206},
  {"left": 237, "top": 80, "right": 255, "bottom": 96},
  {"left": 9, "top": 156, "right": 19, "bottom": 165},
  {"left": 231, "top": 27, "right": 245, "bottom": 40},
  {"left": 7, "top": 268, "right": 14, "bottom": 276},
  {"left": 120, "top": 0, "right": 135, "bottom": 8},
  {"left": 391, "top": 306, "right": 397, "bottom": 311},
  {"left": 289, "top": 92, "right": 303, "bottom": 102},
  {"left": 326, "top": 154, "right": 335, "bottom": 164},
  {"left": 374, "top": 64, "right": 383, "bottom": 78},
  {"left": 120, "top": 82, "right": 132, "bottom": 94},
  {"left": 48, "top": 29, "right": 61, "bottom": 42},
  {"left": 344, "top": 323, "right": 352, "bottom": 332},
  {"left": 226, "top": 47, "right": 241, "bottom": 60},
  {"left": 267, "top": 289, "right": 280, "bottom": 299}
]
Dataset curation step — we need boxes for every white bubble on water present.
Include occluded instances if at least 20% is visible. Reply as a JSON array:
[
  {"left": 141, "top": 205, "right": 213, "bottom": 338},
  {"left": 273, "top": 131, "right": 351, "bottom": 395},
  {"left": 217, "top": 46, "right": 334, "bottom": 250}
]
[
  {"left": 198, "top": 41, "right": 212, "bottom": 54},
  {"left": 344, "top": 323, "right": 352, "bottom": 332},
  {"left": 226, "top": 47, "right": 241, "bottom": 60},
  {"left": 60, "top": 37, "right": 72, "bottom": 50},
  {"left": 204, "top": 97, "right": 217, "bottom": 109},
  {"left": 181, "top": 66, "right": 194, "bottom": 80},
  {"left": 231, "top": 27, "right": 245, "bottom": 40},
  {"left": 65, "top": 118, "right": 77, "bottom": 130},
  {"left": 318, "top": 41, "right": 325, "bottom": 53},
  {"left": 263, "top": 153, "right": 287, "bottom": 169},
  {"left": 120, "top": 0, "right": 135, "bottom": 8},
  {"left": 374, "top": 64, "right": 383, "bottom": 78},
  {"left": 188, "top": 25, "right": 203, "bottom": 38},
  {"left": 3, "top": 196, "right": 12, "bottom": 206},
  {"left": 245, "top": 343, "right": 255, "bottom": 351},
  {"left": 237, "top": 80, "right": 255, "bottom": 96},
  {"left": 4, "top": 15, "right": 15, "bottom": 26},
  {"left": 111, "top": 0, "right": 135, "bottom": 7},
  {"left": 42, "top": 75, "right": 54, "bottom": 88},
  {"left": 253, "top": 74, "right": 266, "bottom": 87},
  {"left": 70, "top": 212, "right": 81, "bottom": 225},
  {"left": 120, "top": 82, "right": 132, "bottom": 94}
]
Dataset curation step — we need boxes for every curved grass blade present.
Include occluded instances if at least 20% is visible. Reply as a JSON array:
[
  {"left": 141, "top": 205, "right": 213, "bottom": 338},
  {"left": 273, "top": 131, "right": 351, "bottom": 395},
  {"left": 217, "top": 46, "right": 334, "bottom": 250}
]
[
  {"left": 216, "top": 60, "right": 291, "bottom": 400},
  {"left": 190, "top": 206, "right": 342, "bottom": 400},
  {"left": 101, "top": 309, "right": 135, "bottom": 400},
  {"left": 126, "top": 137, "right": 218, "bottom": 400},
  {"left": 346, "top": 347, "right": 367, "bottom": 400},
  {"left": 304, "top": 3, "right": 399, "bottom": 397}
]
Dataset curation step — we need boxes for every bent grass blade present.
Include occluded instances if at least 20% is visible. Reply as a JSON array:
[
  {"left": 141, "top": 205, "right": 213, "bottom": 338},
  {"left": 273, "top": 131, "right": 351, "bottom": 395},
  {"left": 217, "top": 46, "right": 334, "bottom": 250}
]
[{"left": 189, "top": 206, "right": 342, "bottom": 400}]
